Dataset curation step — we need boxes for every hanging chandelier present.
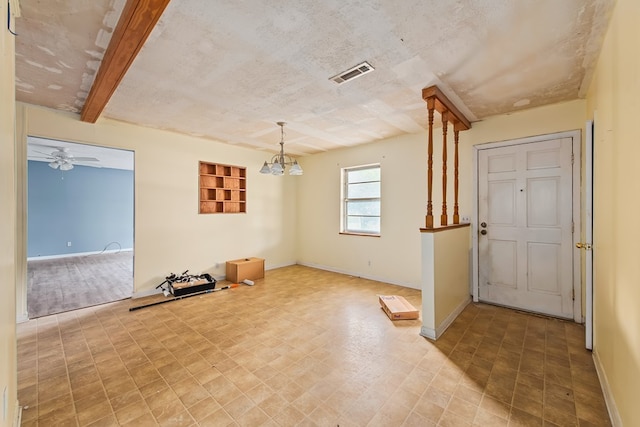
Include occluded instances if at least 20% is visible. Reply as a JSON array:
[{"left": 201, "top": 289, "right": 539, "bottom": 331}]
[{"left": 259, "top": 122, "right": 303, "bottom": 176}]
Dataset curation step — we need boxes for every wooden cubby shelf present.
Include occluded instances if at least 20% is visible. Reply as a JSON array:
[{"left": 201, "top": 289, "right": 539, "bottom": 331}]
[{"left": 199, "top": 161, "right": 246, "bottom": 214}]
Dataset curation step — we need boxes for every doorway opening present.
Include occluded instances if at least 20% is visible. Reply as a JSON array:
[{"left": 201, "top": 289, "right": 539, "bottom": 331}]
[{"left": 26, "top": 137, "right": 134, "bottom": 318}]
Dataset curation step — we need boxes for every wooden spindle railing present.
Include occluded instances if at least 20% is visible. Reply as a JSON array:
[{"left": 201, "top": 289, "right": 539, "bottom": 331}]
[
  {"left": 422, "top": 86, "right": 471, "bottom": 229},
  {"left": 441, "top": 111, "right": 449, "bottom": 226}
]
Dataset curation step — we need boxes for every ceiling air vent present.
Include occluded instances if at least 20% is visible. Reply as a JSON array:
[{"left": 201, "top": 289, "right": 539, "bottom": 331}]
[{"left": 330, "top": 61, "right": 375, "bottom": 84}]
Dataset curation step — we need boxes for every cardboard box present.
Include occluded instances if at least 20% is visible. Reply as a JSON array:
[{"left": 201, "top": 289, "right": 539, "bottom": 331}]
[
  {"left": 226, "top": 257, "right": 264, "bottom": 283},
  {"left": 379, "top": 295, "right": 419, "bottom": 320}
]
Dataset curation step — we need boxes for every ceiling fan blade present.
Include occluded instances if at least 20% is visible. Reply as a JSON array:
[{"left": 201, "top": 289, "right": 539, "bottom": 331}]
[
  {"left": 32, "top": 150, "right": 56, "bottom": 157},
  {"left": 75, "top": 163, "right": 103, "bottom": 168},
  {"left": 72, "top": 157, "right": 100, "bottom": 162},
  {"left": 30, "top": 143, "right": 64, "bottom": 151}
]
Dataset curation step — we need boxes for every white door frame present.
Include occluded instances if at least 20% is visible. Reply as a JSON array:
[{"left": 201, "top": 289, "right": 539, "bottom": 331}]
[
  {"left": 585, "top": 120, "right": 594, "bottom": 349},
  {"left": 472, "top": 130, "right": 582, "bottom": 323}
]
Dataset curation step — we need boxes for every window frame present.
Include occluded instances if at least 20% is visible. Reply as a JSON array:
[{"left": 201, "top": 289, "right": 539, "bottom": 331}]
[{"left": 340, "top": 163, "right": 381, "bottom": 237}]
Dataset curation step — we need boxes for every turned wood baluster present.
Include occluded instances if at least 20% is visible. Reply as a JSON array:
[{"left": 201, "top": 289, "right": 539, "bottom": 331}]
[
  {"left": 426, "top": 98, "right": 435, "bottom": 229},
  {"left": 453, "top": 129, "right": 460, "bottom": 224},
  {"left": 441, "top": 111, "right": 449, "bottom": 226}
]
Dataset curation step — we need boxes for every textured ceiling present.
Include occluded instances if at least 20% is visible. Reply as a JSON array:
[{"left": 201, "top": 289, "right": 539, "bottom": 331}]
[{"left": 15, "top": 0, "right": 614, "bottom": 157}]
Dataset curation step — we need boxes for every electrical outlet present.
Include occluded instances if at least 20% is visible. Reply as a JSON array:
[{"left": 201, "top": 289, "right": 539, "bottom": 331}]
[
  {"left": 67, "top": 241, "right": 72, "bottom": 247},
  {"left": 462, "top": 216, "right": 471, "bottom": 223}
]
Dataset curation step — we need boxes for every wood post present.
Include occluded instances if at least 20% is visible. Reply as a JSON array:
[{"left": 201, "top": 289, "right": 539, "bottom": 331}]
[
  {"left": 441, "top": 111, "right": 448, "bottom": 226},
  {"left": 426, "top": 99, "right": 435, "bottom": 229}
]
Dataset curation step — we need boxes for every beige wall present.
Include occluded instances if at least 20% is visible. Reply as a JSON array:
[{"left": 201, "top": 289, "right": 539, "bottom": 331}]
[
  {"left": 586, "top": 0, "right": 640, "bottom": 424},
  {"left": 297, "top": 100, "right": 585, "bottom": 290},
  {"left": 433, "top": 228, "right": 471, "bottom": 327},
  {"left": 420, "top": 226, "right": 471, "bottom": 339},
  {"left": 296, "top": 132, "right": 428, "bottom": 288},
  {"left": 0, "top": 1, "right": 18, "bottom": 425},
  {"left": 17, "top": 105, "right": 298, "bottom": 307}
]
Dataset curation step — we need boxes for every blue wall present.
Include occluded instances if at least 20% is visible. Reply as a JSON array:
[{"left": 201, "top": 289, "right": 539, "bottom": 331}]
[{"left": 28, "top": 161, "right": 134, "bottom": 257}]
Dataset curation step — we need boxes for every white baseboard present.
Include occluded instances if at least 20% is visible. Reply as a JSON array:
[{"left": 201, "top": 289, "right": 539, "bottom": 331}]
[
  {"left": 16, "top": 312, "right": 29, "bottom": 324},
  {"left": 135, "top": 260, "right": 405, "bottom": 300},
  {"left": 420, "top": 297, "right": 471, "bottom": 341},
  {"left": 437, "top": 297, "right": 471, "bottom": 337},
  {"left": 266, "top": 261, "right": 296, "bottom": 271},
  {"left": 28, "top": 248, "right": 133, "bottom": 261},
  {"left": 592, "top": 348, "right": 622, "bottom": 427},
  {"left": 132, "top": 287, "right": 163, "bottom": 299},
  {"left": 420, "top": 326, "right": 436, "bottom": 340},
  {"left": 296, "top": 261, "right": 420, "bottom": 290}
]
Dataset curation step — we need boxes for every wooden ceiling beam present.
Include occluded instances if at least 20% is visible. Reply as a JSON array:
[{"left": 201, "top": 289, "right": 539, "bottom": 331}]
[{"left": 81, "top": 0, "right": 171, "bottom": 123}]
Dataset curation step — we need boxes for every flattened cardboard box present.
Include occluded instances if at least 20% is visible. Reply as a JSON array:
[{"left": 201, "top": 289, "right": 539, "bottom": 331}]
[{"left": 379, "top": 295, "right": 419, "bottom": 320}]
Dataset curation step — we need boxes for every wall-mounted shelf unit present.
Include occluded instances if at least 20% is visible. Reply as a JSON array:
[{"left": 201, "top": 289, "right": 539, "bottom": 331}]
[{"left": 199, "top": 162, "right": 246, "bottom": 213}]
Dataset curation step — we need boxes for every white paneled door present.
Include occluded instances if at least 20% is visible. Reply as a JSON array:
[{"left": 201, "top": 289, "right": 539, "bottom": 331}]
[{"left": 477, "top": 136, "right": 574, "bottom": 319}]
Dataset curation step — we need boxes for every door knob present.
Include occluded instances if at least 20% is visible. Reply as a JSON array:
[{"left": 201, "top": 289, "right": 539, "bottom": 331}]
[
  {"left": 480, "top": 230, "right": 487, "bottom": 235},
  {"left": 480, "top": 222, "right": 487, "bottom": 228},
  {"left": 576, "top": 242, "right": 592, "bottom": 250}
]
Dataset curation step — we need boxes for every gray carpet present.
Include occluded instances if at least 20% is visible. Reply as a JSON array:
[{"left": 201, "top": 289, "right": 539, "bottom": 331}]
[{"left": 27, "top": 251, "right": 133, "bottom": 318}]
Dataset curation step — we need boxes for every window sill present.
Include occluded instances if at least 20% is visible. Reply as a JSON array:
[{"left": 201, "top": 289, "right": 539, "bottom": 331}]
[{"left": 339, "top": 232, "right": 381, "bottom": 237}]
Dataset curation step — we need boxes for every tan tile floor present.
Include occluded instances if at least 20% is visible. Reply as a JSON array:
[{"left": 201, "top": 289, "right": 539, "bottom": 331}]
[{"left": 17, "top": 265, "right": 611, "bottom": 426}]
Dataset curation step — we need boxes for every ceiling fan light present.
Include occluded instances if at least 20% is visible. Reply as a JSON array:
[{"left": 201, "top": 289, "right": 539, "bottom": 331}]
[
  {"left": 59, "top": 163, "right": 73, "bottom": 171},
  {"left": 48, "top": 161, "right": 59, "bottom": 169},
  {"left": 259, "top": 161, "right": 272, "bottom": 174}
]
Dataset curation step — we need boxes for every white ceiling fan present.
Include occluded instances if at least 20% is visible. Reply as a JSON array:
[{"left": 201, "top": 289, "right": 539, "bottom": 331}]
[{"left": 31, "top": 145, "right": 100, "bottom": 171}]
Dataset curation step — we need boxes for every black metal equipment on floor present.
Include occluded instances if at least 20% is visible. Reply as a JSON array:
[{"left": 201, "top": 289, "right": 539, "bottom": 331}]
[{"left": 129, "top": 270, "right": 234, "bottom": 312}]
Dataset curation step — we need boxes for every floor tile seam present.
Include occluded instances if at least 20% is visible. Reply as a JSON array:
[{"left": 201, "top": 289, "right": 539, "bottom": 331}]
[
  {"left": 31, "top": 328, "right": 40, "bottom": 409},
  {"left": 118, "top": 389, "right": 164, "bottom": 426},
  {"left": 34, "top": 319, "right": 68, "bottom": 409},
  {"left": 34, "top": 327, "right": 81, "bottom": 423},
  {"left": 404, "top": 364, "right": 448, "bottom": 422},
  {"left": 216, "top": 399, "right": 254, "bottom": 422},
  {"left": 449, "top": 307, "right": 484, "bottom": 364},
  {"left": 539, "top": 321, "right": 579, "bottom": 427},
  {"left": 76, "top": 324, "right": 122, "bottom": 424},
  {"left": 477, "top": 392, "right": 512, "bottom": 422},
  {"left": 442, "top": 388, "right": 481, "bottom": 423}
]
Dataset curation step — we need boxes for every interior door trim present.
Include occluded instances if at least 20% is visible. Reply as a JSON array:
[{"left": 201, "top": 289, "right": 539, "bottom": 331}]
[
  {"left": 472, "top": 130, "right": 582, "bottom": 323},
  {"left": 585, "top": 120, "right": 594, "bottom": 349}
]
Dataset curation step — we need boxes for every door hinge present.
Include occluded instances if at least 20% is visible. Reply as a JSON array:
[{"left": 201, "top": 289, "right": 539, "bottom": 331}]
[
  {"left": 572, "top": 222, "right": 574, "bottom": 234},
  {"left": 572, "top": 289, "right": 575, "bottom": 301},
  {"left": 571, "top": 153, "right": 574, "bottom": 165}
]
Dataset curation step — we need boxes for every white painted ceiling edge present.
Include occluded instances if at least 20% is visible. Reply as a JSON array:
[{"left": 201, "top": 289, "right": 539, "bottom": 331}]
[{"left": 27, "top": 137, "right": 134, "bottom": 171}]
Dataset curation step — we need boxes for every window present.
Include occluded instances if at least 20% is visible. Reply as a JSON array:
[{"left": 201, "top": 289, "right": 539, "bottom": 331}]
[{"left": 342, "top": 164, "right": 381, "bottom": 235}]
